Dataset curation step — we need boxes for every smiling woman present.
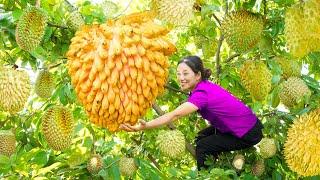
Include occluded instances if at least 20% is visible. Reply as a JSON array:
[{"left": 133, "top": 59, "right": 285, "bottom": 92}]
[{"left": 120, "top": 55, "right": 264, "bottom": 170}]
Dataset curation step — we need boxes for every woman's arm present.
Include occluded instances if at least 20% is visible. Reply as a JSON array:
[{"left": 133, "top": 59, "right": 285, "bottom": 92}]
[{"left": 120, "top": 102, "right": 199, "bottom": 132}]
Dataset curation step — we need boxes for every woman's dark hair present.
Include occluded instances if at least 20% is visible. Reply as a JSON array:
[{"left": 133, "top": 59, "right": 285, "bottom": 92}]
[{"left": 177, "top": 56, "right": 212, "bottom": 80}]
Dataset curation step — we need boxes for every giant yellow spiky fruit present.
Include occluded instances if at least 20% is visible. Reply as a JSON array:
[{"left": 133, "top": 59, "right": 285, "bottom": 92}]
[
  {"left": 35, "top": 70, "right": 55, "bottom": 98},
  {"left": 87, "top": 154, "right": 103, "bottom": 174},
  {"left": 0, "top": 130, "right": 16, "bottom": 157},
  {"left": 66, "top": 11, "right": 85, "bottom": 31},
  {"left": 239, "top": 60, "right": 272, "bottom": 101},
  {"left": 275, "top": 57, "right": 301, "bottom": 80},
  {"left": 0, "top": 67, "right": 31, "bottom": 113},
  {"left": 232, "top": 154, "right": 245, "bottom": 170},
  {"left": 151, "top": 0, "right": 195, "bottom": 25},
  {"left": 258, "top": 138, "right": 277, "bottom": 159},
  {"left": 16, "top": 6, "right": 48, "bottom": 51},
  {"left": 119, "top": 157, "right": 137, "bottom": 177},
  {"left": 41, "top": 106, "right": 74, "bottom": 151},
  {"left": 156, "top": 130, "right": 185, "bottom": 159},
  {"left": 279, "top": 77, "right": 311, "bottom": 108},
  {"left": 284, "top": 108, "right": 320, "bottom": 176},
  {"left": 252, "top": 160, "right": 265, "bottom": 176},
  {"left": 285, "top": 0, "right": 320, "bottom": 58},
  {"left": 221, "top": 10, "right": 264, "bottom": 53},
  {"left": 66, "top": 12, "right": 176, "bottom": 132}
]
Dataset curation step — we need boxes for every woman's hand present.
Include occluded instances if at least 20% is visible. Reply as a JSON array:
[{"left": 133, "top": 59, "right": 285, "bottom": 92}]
[{"left": 120, "top": 119, "right": 147, "bottom": 132}]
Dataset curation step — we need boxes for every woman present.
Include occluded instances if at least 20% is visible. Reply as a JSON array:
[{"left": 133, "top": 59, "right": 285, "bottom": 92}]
[{"left": 120, "top": 55, "right": 263, "bottom": 170}]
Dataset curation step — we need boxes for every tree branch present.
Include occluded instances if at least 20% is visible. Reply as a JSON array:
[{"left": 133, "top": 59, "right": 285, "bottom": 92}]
[
  {"left": 64, "top": 0, "right": 76, "bottom": 11},
  {"left": 48, "top": 62, "right": 64, "bottom": 70},
  {"left": 225, "top": 53, "right": 240, "bottom": 63},
  {"left": 48, "top": 22, "right": 68, "bottom": 29},
  {"left": 164, "top": 84, "right": 188, "bottom": 95},
  {"left": 152, "top": 103, "right": 196, "bottom": 158},
  {"left": 211, "top": 13, "right": 221, "bottom": 26},
  {"left": 131, "top": 137, "right": 161, "bottom": 169},
  {"left": 215, "top": 35, "right": 224, "bottom": 79},
  {"left": 225, "top": 0, "right": 229, "bottom": 17},
  {"left": 263, "top": 0, "right": 267, "bottom": 15},
  {"left": 3, "top": 50, "right": 15, "bottom": 64},
  {"left": 114, "top": 0, "right": 134, "bottom": 19}
]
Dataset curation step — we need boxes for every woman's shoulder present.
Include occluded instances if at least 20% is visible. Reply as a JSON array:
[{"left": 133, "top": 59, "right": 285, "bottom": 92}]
[{"left": 195, "top": 80, "right": 216, "bottom": 89}]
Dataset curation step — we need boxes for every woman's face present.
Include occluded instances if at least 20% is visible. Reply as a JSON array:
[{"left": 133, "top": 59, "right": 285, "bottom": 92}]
[{"left": 177, "top": 62, "right": 201, "bottom": 91}]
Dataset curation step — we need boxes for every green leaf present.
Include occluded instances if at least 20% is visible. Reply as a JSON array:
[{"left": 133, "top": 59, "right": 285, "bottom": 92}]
[{"left": 31, "top": 150, "right": 49, "bottom": 167}]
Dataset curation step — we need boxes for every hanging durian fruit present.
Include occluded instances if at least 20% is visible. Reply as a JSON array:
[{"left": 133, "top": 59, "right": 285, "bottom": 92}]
[
  {"left": 119, "top": 157, "right": 137, "bottom": 177},
  {"left": 303, "top": 0, "right": 320, "bottom": 52},
  {"left": 156, "top": 130, "right": 185, "bottom": 159},
  {"left": 66, "top": 11, "right": 85, "bottom": 31},
  {"left": 87, "top": 154, "right": 103, "bottom": 174},
  {"left": 252, "top": 159, "right": 265, "bottom": 176},
  {"left": 202, "top": 40, "right": 217, "bottom": 59},
  {"left": 284, "top": 108, "right": 320, "bottom": 177},
  {"left": 279, "top": 77, "right": 311, "bottom": 109},
  {"left": 16, "top": 6, "right": 48, "bottom": 51},
  {"left": 258, "top": 138, "right": 277, "bottom": 159},
  {"left": 285, "top": 0, "right": 320, "bottom": 58},
  {"left": 275, "top": 57, "right": 301, "bottom": 80},
  {"left": 239, "top": 60, "right": 272, "bottom": 101},
  {"left": 66, "top": 11, "right": 176, "bottom": 132},
  {"left": 41, "top": 106, "right": 74, "bottom": 151},
  {"left": 150, "top": 0, "right": 195, "bottom": 25},
  {"left": 35, "top": 70, "right": 55, "bottom": 98},
  {"left": 221, "top": 10, "right": 264, "bottom": 53},
  {"left": 232, "top": 154, "right": 245, "bottom": 170},
  {"left": 0, "top": 67, "right": 31, "bottom": 113},
  {"left": 284, "top": 4, "right": 308, "bottom": 58},
  {"left": 0, "top": 130, "right": 16, "bottom": 157},
  {"left": 101, "top": 1, "right": 118, "bottom": 18}
]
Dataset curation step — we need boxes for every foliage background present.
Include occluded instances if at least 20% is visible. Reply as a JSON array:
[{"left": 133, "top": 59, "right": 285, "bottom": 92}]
[{"left": 0, "top": 0, "right": 319, "bottom": 179}]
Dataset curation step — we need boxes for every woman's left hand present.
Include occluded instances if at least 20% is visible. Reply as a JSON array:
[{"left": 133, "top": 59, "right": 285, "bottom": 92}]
[{"left": 120, "top": 119, "right": 147, "bottom": 132}]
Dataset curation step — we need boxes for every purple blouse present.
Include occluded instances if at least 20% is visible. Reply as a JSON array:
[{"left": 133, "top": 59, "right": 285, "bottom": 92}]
[{"left": 188, "top": 80, "right": 257, "bottom": 138}]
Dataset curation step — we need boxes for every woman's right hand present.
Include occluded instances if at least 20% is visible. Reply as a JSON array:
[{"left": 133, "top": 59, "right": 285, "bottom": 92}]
[{"left": 120, "top": 119, "right": 147, "bottom": 132}]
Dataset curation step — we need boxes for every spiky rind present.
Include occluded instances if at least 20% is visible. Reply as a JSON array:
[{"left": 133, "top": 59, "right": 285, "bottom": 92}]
[
  {"left": 284, "top": 0, "right": 320, "bottom": 58},
  {"left": 284, "top": 109, "right": 320, "bottom": 176},
  {"left": 232, "top": 154, "right": 245, "bottom": 170},
  {"left": 102, "top": 1, "right": 118, "bottom": 18},
  {"left": 42, "top": 106, "right": 74, "bottom": 151},
  {"left": 239, "top": 60, "right": 272, "bottom": 101},
  {"left": 0, "top": 130, "right": 16, "bottom": 157},
  {"left": 259, "top": 138, "right": 277, "bottom": 159},
  {"left": 0, "top": 67, "right": 31, "bottom": 113},
  {"left": 35, "top": 70, "right": 55, "bottom": 98},
  {"left": 275, "top": 57, "right": 301, "bottom": 79},
  {"left": 151, "top": 0, "right": 195, "bottom": 25},
  {"left": 87, "top": 154, "right": 103, "bottom": 174},
  {"left": 221, "top": 10, "right": 264, "bottom": 53},
  {"left": 252, "top": 160, "right": 265, "bottom": 176},
  {"left": 66, "top": 11, "right": 85, "bottom": 31},
  {"left": 16, "top": 6, "right": 48, "bottom": 51},
  {"left": 119, "top": 157, "right": 137, "bottom": 176},
  {"left": 156, "top": 130, "right": 185, "bottom": 159},
  {"left": 279, "top": 77, "right": 311, "bottom": 108}
]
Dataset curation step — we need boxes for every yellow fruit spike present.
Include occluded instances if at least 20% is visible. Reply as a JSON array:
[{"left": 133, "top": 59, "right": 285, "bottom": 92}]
[
  {"left": 133, "top": 55, "right": 143, "bottom": 69},
  {"left": 117, "top": 11, "right": 156, "bottom": 25}
]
